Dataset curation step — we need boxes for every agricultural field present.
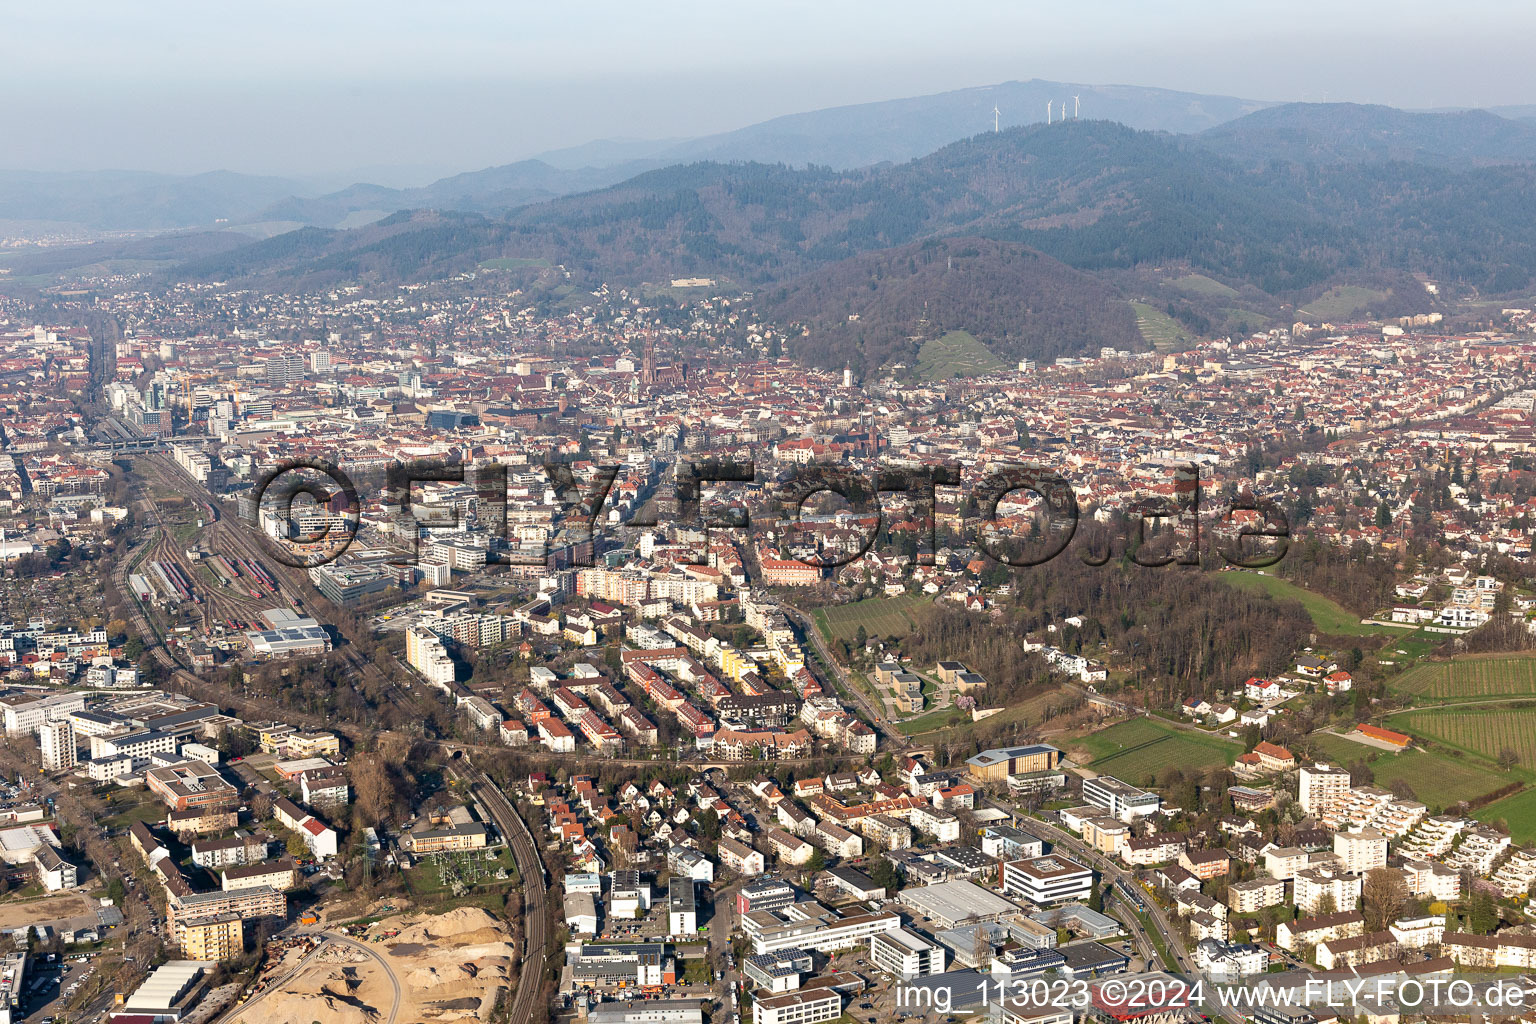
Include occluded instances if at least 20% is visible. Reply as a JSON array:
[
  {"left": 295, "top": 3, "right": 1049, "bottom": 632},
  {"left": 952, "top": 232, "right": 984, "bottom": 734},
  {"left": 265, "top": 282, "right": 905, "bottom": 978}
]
[
  {"left": 1218, "top": 570, "right": 1395, "bottom": 636},
  {"left": 1130, "top": 301, "right": 1193, "bottom": 350},
  {"left": 1388, "top": 705, "right": 1536, "bottom": 770},
  {"left": 1475, "top": 787, "right": 1536, "bottom": 844},
  {"left": 1169, "top": 273, "right": 1239, "bottom": 299},
  {"left": 911, "top": 330, "right": 1007, "bottom": 380},
  {"left": 1306, "top": 731, "right": 1501, "bottom": 810},
  {"left": 1390, "top": 652, "right": 1536, "bottom": 700},
  {"left": 813, "top": 593, "right": 931, "bottom": 645},
  {"left": 1300, "top": 284, "right": 1391, "bottom": 319},
  {"left": 1068, "top": 718, "right": 1241, "bottom": 787}
]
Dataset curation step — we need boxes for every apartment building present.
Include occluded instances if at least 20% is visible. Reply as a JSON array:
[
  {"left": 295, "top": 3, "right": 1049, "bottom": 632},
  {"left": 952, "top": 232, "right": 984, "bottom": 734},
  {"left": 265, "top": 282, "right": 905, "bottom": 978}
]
[
  {"left": 1297, "top": 764, "right": 1352, "bottom": 814},
  {"left": 1120, "top": 834, "right": 1185, "bottom": 867},
  {"left": 405, "top": 625, "right": 456, "bottom": 687},
  {"left": 1294, "top": 867, "right": 1362, "bottom": 916},
  {"left": 39, "top": 720, "right": 76, "bottom": 772},
  {"left": 167, "top": 886, "right": 286, "bottom": 944},
  {"left": 1276, "top": 910, "right": 1365, "bottom": 953},
  {"left": 222, "top": 858, "right": 298, "bottom": 892},
  {"left": 1333, "top": 829, "right": 1388, "bottom": 874},
  {"left": 1227, "top": 876, "right": 1287, "bottom": 914},
  {"left": 178, "top": 912, "right": 244, "bottom": 961}
]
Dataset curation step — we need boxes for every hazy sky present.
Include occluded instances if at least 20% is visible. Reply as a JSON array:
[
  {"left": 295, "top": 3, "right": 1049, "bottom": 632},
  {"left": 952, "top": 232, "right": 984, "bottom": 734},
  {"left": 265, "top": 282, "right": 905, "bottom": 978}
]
[{"left": 6, "top": 0, "right": 1535, "bottom": 185}]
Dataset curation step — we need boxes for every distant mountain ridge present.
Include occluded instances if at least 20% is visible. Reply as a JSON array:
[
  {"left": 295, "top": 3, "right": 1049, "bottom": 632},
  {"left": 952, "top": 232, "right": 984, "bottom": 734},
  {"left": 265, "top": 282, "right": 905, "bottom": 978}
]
[
  {"left": 1197, "top": 102, "right": 1536, "bottom": 166},
  {"left": 0, "top": 78, "right": 1271, "bottom": 233},
  {"left": 167, "top": 118, "right": 1536, "bottom": 302}
]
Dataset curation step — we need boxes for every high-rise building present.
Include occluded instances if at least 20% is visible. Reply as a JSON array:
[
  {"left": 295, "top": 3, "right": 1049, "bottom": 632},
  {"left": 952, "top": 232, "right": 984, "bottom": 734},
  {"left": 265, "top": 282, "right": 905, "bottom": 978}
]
[
  {"left": 309, "top": 349, "right": 332, "bottom": 373},
  {"left": 39, "top": 720, "right": 76, "bottom": 772},
  {"left": 178, "top": 912, "right": 243, "bottom": 961},
  {"left": 1299, "top": 763, "right": 1353, "bottom": 814},
  {"left": 265, "top": 354, "right": 305, "bottom": 384}
]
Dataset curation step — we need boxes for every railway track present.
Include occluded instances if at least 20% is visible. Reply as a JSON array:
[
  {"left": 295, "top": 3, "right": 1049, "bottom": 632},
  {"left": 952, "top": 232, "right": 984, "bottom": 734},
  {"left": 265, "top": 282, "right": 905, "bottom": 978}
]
[{"left": 449, "top": 757, "right": 548, "bottom": 1024}]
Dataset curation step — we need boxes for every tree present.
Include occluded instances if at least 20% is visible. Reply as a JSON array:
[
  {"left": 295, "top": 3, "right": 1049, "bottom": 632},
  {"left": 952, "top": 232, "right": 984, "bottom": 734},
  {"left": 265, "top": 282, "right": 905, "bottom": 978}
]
[
  {"left": 250, "top": 793, "right": 273, "bottom": 821},
  {"left": 353, "top": 753, "right": 399, "bottom": 823},
  {"left": 807, "top": 847, "right": 827, "bottom": 873},
  {"left": 1499, "top": 747, "right": 1520, "bottom": 771},
  {"left": 1465, "top": 887, "right": 1499, "bottom": 934},
  {"left": 1361, "top": 867, "right": 1404, "bottom": 931},
  {"left": 868, "top": 858, "right": 901, "bottom": 895},
  {"left": 284, "top": 831, "right": 310, "bottom": 859}
]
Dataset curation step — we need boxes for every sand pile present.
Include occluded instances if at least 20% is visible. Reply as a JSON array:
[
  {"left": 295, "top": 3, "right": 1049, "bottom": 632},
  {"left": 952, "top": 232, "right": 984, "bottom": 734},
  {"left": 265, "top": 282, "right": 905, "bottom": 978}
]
[
  {"left": 242, "top": 967, "right": 383, "bottom": 1024},
  {"left": 405, "top": 963, "right": 476, "bottom": 989},
  {"left": 389, "top": 906, "right": 504, "bottom": 944}
]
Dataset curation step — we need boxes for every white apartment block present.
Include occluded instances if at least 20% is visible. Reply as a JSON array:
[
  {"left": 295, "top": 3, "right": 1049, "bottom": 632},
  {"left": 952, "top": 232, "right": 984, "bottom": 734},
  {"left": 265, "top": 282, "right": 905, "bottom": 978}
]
[
  {"left": 405, "top": 626, "right": 456, "bottom": 688},
  {"left": 1399, "top": 857, "right": 1462, "bottom": 901},
  {"left": 39, "top": 720, "right": 76, "bottom": 772},
  {"left": 1298, "top": 763, "right": 1352, "bottom": 814},
  {"left": 1294, "top": 868, "right": 1362, "bottom": 916},
  {"left": 1447, "top": 828, "right": 1511, "bottom": 876},
  {"left": 1396, "top": 816, "right": 1469, "bottom": 859},
  {"left": 1491, "top": 848, "right": 1536, "bottom": 898},
  {"left": 1333, "top": 829, "right": 1388, "bottom": 875},
  {"left": 1390, "top": 914, "right": 1446, "bottom": 949}
]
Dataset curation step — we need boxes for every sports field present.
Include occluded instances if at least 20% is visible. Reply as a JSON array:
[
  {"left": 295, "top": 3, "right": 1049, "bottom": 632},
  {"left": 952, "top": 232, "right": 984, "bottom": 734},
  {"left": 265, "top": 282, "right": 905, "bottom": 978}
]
[
  {"left": 1388, "top": 705, "right": 1536, "bottom": 769},
  {"left": 1391, "top": 653, "right": 1536, "bottom": 700},
  {"left": 1218, "top": 570, "right": 1394, "bottom": 636},
  {"left": 1071, "top": 718, "right": 1241, "bottom": 787},
  {"left": 1306, "top": 731, "right": 1500, "bottom": 810},
  {"left": 813, "top": 594, "right": 931, "bottom": 645}
]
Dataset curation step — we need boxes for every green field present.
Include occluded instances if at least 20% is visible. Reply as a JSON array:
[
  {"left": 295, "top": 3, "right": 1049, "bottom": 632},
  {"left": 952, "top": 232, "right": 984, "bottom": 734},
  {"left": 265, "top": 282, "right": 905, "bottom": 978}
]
[
  {"left": 1300, "top": 285, "right": 1390, "bottom": 320},
  {"left": 1474, "top": 787, "right": 1536, "bottom": 843},
  {"left": 1219, "top": 308, "right": 1271, "bottom": 334},
  {"left": 1130, "top": 302, "right": 1194, "bottom": 351},
  {"left": 1391, "top": 653, "right": 1536, "bottom": 700},
  {"left": 1218, "top": 570, "right": 1393, "bottom": 636},
  {"left": 813, "top": 594, "right": 931, "bottom": 645},
  {"left": 896, "top": 707, "right": 970, "bottom": 735},
  {"left": 1305, "top": 731, "right": 1501, "bottom": 810},
  {"left": 1169, "top": 274, "right": 1239, "bottom": 299},
  {"left": 912, "top": 330, "right": 1006, "bottom": 380},
  {"left": 898, "top": 686, "right": 1074, "bottom": 738},
  {"left": 1388, "top": 705, "right": 1536, "bottom": 769},
  {"left": 1070, "top": 718, "right": 1241, "bottom": 786}
]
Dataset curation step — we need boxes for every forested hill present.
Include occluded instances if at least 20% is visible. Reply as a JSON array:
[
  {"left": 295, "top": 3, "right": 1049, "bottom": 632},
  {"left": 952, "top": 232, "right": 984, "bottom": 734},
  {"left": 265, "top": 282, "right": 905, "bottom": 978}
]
[
  {"left": 492, "top": 118, "right": 1536, "bottom": 296},
  {"left": 763, "top": 237, "right": 1143, "bottom": 374},
  {"left": 170, "top": 119, "right": 1536, "bottom": 353},
  {"left": 1197, "top": 103, "right": 1536, "bottom": 167}
]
